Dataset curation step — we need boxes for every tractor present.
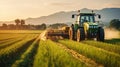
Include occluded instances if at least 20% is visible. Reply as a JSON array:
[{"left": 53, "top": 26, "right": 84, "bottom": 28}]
[{"left": 69, "top": 10, "right": 104, "bottom": 42}]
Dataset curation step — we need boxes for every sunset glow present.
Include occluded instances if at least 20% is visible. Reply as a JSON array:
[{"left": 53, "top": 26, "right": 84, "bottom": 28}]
[{"left": 0, "top": 0, "right": 120, "bottom": 21}]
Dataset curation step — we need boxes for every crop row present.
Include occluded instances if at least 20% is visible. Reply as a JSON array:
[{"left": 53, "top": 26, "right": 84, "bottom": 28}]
[
  {"left": 0, "top": 30, "right": 42, "bottom": 41},
  {"left": 0, "top": 34, "right": 27, "bottom": 49},
  {"left": 12, "top": 38, "right": 39, "bottom": 67},
  {"left": 105, "top": 39, "right": 120, "bottom": 45},
  {"left": 34, "top": 40, "right": 86, "bottom": 67},
  {"left": 82, "top": 40, "right": 120, "bottom": 54},
  {"left": 0, "top": 34, "right": 38, "bottom": 67},
  {"left": 0, "top": 30, "right": 43, "bottom": 34},
  {"left": 0, "top": 34, "right": 24, "bottom": 41},
  {"left": 58, "top": 40, "right": 120, "bottom": 67},
  {"left": 0, "top": 37, "right": 23, "bottom": 44},
  {"left": 0, "top": 34, "right": 38, "bottom": 49}
]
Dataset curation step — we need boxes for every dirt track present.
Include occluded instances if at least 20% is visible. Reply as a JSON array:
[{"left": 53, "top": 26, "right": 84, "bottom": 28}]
[
  {"left": 39, "top": 30, "right": 47, "bottom": 41},
  {"left": 55, "top": 42, "right": 103, "bottom": 67}
]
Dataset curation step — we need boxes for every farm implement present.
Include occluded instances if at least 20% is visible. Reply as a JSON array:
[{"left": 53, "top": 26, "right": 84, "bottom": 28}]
[{"left": 47, "top": 10, "right": 104, "bottom": 42}]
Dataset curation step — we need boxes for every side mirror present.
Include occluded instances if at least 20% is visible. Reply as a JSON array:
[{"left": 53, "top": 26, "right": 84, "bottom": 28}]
[
  {"left": 98, "top": 15, "right": 101, "bottom": 19},
  {"left": 72, "top": 15, "right": 75, "bottom": 18}
]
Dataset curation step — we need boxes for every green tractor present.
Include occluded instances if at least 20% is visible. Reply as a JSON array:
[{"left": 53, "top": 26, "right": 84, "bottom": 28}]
[{"left": 69, "top": 10, "right": 104, "bottom": 42}]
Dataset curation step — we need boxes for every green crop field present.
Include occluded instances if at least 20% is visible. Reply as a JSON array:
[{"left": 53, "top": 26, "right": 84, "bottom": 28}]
[{"left": 0, "top": 30, "right": 120, "bottom": 67}]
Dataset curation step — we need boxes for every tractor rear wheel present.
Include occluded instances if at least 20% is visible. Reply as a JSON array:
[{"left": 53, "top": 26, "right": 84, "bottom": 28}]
[
  {"left": 77, "top": 28, "right": 85, "bottom": 42},
  {"left": 97, "top": 27, "right": 104, "bottom": 42},
  {"left": 69, "top": 27, "right": 74, "bottom": 40}
]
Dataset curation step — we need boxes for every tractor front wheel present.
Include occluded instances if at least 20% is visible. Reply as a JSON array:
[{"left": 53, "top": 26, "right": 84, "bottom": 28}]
[{"left": 77, "top": 28, "right": 85, "bottom": 42}]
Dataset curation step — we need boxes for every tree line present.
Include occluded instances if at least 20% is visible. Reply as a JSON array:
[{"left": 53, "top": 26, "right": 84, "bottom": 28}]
[
  {"left": 109, "top": 19, "right": 120, "bottom": 30},
  {"left": 0, "top": 19, "right": 119, "bottom": 30},
  {"left": 0, "top": 19, "right": 47, "bottom": 30}
]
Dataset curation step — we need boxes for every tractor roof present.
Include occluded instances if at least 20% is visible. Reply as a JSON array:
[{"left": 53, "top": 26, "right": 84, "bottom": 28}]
[{"left": 80, "top": 13, "right": 95, "bottom": 16}]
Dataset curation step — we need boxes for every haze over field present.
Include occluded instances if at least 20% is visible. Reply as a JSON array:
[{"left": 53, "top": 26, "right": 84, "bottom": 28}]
[{"left": 105, "top": 28, "right": 120, "bottom": 39}]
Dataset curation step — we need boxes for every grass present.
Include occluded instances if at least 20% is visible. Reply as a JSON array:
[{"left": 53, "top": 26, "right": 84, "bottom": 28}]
[
  {"left": 0, "top": 30, "right": 119, "bottom": 67},
  {"left": 0, "top": 34, "right": 23, "bottom": 40},
  {"left": 0, "top": 34, "right": 27, "bottom": 49},
  {"left": 12, "top": 38, "right": 39, "bottom": 67},
  {"left": 82, "top": 40, "right": 120, "bottom": 54},
  {"left": 0, "top": 30, "right": 41, "bottom": 67},
  {"left": 0, "top": 30, "right": 43, "bottom": 34},
  {"left": 0, "top": 34, "right": 38, "bottom": 67},
  {"left": 58, "top": 40, "right": 120, "bottom": 67},
  {"left": 34, "top": 40, "right": 86, "bottom": 67},
  {"left": 105, "top": 38, "right": 120, "bottom": 45}
]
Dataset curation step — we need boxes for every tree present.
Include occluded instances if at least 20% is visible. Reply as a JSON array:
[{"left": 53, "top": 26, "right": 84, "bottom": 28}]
[
  {"left": 35, "top": 23, "right": 46, "bottom": 30},
  {"left": 21, "top": 19, "right": 25, "bottom": 26},
  {"left": 15, "top": 19, "right": 20, "bottom": 26},
  {"left": 41, "top": 23, "right": 47, "bottom": 30},
  {"left": 2, "top": 23, "right": 7, "bottom": 29},
  {"left": 109, "top": 19, "right": 120, "bottom": 30},
  {"left": 8, "top": 24, "right": 15, "bottom": 29}
]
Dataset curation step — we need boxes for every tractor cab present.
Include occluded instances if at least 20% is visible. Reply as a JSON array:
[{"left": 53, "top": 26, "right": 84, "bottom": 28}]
[
  {"left": 72, "top": 13, "right": 101, "bottom": 26},
  {"left": 80, "top": 13, "right": 95, "bottom": 26}
]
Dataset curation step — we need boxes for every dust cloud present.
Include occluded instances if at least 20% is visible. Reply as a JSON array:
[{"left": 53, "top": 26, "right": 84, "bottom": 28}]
[{"left": 105, "top": 28, "right": 120, "bottom": 39}]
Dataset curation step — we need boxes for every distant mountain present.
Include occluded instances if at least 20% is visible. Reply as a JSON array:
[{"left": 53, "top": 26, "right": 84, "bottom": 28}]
[
  {"left": 0, "top": 8, "right": 120, "bottom": 26},
  {"left": 25, "top": 11, "right": 76, "bottom": 25}
]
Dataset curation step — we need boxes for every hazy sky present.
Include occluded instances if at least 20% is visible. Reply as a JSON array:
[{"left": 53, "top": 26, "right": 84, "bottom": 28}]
[{"left": 0, "top": 0, "right": 120, "bottom": 21}]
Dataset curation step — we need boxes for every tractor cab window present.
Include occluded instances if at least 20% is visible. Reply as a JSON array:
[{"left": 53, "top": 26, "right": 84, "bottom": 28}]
[{"left": 80, "top": 15, "right": 95, "bottom": 23}]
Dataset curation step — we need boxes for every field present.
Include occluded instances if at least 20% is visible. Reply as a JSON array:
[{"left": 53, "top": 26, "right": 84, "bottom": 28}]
[{"left": 0, "top": 30, "right": 120, "bottom": 67}]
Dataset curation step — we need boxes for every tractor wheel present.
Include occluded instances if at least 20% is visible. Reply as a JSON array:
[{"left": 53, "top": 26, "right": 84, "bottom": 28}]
[
  {"left": 97, "top": 27, "right": 104, "bottom": 42},
  {"left": 77, "top": 28, "right": 85, "bottom": 42},
  {"left": 69, "top": 27, "right": 74, "bottom": 40}
]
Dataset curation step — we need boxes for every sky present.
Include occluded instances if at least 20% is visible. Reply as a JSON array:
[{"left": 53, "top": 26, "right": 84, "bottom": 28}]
[{"left": 0, "top": 0, "right": 120, "bottom": 21}]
